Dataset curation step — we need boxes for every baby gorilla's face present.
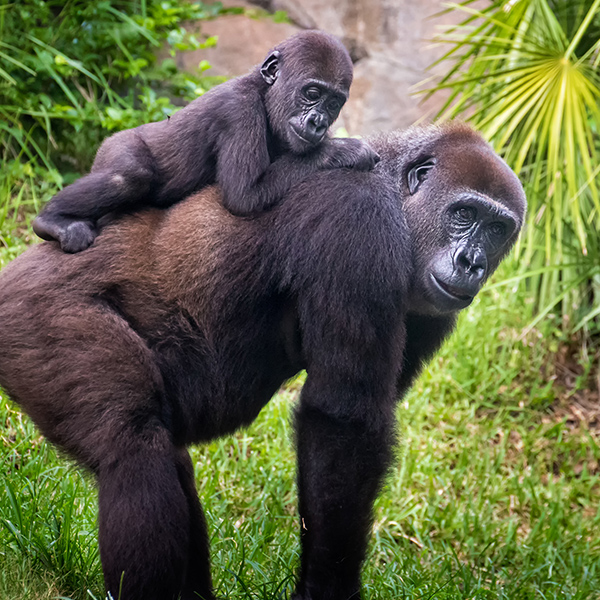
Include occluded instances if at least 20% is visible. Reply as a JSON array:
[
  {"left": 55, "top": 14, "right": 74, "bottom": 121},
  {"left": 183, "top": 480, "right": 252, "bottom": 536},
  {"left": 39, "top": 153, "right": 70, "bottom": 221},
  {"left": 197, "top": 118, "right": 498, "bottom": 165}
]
[
  {"left": 285, "top": 80, "right": 348, "bottom": 153},
  {"left": 263, "top": 74, "right": 350, "bottom": 156}
]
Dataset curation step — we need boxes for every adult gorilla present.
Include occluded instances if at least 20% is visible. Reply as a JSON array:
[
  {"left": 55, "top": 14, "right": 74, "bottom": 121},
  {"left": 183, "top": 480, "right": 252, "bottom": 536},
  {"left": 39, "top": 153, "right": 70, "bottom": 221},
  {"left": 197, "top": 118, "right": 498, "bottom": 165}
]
[{"left": 0, "top": 123, "right": 525, "bottom": 600}]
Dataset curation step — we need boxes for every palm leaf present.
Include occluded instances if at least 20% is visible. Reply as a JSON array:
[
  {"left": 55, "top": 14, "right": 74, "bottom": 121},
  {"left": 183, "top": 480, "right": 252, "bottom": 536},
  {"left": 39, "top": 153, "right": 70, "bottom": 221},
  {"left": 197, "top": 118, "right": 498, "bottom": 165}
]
[{"left": 423, "top": 0, "right": 600, "bottom": 331}]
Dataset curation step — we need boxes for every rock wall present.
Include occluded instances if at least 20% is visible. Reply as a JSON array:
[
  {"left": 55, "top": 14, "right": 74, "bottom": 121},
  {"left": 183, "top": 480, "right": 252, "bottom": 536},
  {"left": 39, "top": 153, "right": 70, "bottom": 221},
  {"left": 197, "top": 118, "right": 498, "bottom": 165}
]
[{"left": 177, "top": 0, "right": 483, "bottom": 136}]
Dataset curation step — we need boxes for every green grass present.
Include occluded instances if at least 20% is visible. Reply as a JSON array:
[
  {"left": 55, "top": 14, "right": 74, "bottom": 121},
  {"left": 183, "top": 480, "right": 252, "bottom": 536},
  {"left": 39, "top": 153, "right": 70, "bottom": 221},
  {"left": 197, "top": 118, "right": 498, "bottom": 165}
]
[{"left": 1, "top": 253, "right": 599, "bottom": 600}]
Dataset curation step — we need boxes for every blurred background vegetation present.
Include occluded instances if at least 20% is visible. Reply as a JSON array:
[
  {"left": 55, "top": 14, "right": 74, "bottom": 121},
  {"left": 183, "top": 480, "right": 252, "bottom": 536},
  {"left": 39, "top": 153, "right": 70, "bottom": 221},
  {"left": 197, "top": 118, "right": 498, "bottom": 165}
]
[{"left": 0, "top": 1, "right": 599, "bottom": 599}]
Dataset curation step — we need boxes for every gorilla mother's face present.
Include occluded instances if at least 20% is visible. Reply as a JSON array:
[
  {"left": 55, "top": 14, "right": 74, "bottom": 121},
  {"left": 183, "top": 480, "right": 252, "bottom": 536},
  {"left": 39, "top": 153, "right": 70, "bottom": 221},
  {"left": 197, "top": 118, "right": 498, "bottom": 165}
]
[{"left": 401, "top": 146, "right": 525, "bottom": 316}]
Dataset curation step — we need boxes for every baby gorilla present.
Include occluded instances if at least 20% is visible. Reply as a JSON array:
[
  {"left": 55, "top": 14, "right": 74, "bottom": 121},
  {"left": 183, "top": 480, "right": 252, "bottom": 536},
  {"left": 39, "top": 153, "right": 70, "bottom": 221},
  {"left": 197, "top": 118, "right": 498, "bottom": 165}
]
[{"left": 33, "top": 30, "right": 378, "bottom": 253}]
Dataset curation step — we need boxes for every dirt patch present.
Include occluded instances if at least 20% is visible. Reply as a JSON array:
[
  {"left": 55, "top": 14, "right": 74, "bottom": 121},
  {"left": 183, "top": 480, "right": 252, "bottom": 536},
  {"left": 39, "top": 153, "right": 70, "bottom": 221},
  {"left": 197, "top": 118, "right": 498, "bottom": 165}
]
[{"left": 550, "top": 340, "right": 600, "bottom": 430}]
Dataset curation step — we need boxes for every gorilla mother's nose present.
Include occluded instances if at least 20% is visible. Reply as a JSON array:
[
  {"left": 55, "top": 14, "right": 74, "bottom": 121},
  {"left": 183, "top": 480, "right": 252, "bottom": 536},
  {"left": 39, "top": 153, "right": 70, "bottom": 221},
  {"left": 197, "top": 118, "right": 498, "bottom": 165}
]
[{"left": 455, "top": 244, "right": 487, "bottom": 281}]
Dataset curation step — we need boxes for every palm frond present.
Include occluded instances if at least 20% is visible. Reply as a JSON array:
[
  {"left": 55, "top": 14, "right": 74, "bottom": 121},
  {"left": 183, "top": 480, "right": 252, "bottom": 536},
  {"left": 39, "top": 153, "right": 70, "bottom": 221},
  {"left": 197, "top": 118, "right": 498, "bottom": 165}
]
[{"left": 423, "top": 0, "right": 600, "bottom": 332}]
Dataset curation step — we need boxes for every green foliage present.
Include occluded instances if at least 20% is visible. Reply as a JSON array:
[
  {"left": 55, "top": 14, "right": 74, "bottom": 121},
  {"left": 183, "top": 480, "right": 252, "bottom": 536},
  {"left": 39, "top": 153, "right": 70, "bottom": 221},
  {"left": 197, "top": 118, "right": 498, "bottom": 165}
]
[
  {"left": 0, "top": 0, "right": 226, "bottom": 161},
  {"left": 0, "top": 0, "right": 227, "bottom": 240},
  {"left": 1, "top": 268, "right": 599, "bottom": 599},
  {"left": 424, "top": 0, "right": 600, "bottom": 334}
]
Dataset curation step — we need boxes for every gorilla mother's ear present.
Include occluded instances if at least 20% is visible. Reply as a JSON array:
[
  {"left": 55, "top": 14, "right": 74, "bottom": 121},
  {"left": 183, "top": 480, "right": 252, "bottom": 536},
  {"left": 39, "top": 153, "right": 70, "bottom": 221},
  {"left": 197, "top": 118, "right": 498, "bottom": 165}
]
[
  {"left": 261, "top": 51, "right": 280, "bottom": 85},
  {"left": 407, "top": 158, "right": 436, "bottom": 195}
]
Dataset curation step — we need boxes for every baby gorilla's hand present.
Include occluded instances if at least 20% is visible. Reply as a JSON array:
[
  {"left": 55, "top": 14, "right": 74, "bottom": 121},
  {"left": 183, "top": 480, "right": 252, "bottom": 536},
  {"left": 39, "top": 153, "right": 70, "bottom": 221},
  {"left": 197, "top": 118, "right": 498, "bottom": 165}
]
[
  {"left": 33, "top": 215, "right": 98, "bottom": 253},
  {"left": 318, "top": 138, "right": 380, "bottom": 171}
]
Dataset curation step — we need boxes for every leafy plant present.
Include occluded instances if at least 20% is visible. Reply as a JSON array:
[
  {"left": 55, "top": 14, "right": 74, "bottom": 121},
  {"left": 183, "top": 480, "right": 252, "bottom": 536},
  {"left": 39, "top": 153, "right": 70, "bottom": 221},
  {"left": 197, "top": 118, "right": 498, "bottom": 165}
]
[
  {"left": 424, "top": 0, "right": 600, "bottom": 334},
  {"left": 0, "top": 0, "right": 227, "bottom": 239}
]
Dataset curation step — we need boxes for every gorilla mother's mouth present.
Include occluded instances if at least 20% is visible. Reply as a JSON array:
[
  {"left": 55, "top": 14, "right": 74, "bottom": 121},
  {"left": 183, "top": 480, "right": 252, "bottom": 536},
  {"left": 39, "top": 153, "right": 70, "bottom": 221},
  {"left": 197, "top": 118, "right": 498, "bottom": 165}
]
[{"left": 431, "top": 274, "right": 474, "bottom": 302}]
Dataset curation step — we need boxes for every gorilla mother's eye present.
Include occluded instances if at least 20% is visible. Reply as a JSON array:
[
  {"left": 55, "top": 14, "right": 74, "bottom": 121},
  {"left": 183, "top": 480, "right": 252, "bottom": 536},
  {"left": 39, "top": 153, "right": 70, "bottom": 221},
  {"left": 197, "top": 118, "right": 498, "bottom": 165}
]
[
  {"left": 489, "top": 222, "right": 506, "bottom": 237},
  {"left": 407, "top": 159, "right": 436, "bottom": 195},
  {"left": 455, "top": 206, "right": 476, "bottom": 224}
]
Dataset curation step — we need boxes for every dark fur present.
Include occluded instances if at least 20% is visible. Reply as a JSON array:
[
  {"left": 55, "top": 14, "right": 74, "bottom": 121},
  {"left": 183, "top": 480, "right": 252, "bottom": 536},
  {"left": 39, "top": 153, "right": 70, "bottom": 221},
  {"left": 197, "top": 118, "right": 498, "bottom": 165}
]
[
  {"left": 32, "top": 31, "right": 379, "bottom": 253},
  {"left": 0, "top": 124, "right": 525, "bottom": 600}
]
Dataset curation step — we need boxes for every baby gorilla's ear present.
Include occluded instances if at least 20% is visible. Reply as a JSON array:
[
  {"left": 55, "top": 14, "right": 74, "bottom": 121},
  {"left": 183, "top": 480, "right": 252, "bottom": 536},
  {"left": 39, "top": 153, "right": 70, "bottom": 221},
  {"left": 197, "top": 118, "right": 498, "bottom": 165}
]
[{"left": 260, "top": 51, "right": 280, "bottom": 85}]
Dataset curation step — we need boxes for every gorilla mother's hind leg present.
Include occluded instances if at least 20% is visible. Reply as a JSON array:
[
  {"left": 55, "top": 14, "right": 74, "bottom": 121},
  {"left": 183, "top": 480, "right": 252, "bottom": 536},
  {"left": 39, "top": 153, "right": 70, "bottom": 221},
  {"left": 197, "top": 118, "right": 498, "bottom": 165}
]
[
  {"left": 5, "top": 298, "right": 216, "bottom": 600},
  {"left": 176, "top": 448, "right": 216, "bottom": 600},
  {"left": 98, "top": 425, "right": 194, "bottom": 600},
  {"left": 92, "top": 368, "right": 214, "bottom": 599},
  {"left": 98, "top": 439, "right": 216, "bottom": 600}
]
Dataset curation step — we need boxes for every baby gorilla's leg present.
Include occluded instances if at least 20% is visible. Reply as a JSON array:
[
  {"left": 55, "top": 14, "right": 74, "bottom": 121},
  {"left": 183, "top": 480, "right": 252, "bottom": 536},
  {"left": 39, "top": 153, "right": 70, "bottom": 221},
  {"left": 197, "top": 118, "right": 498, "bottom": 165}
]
[{"left": 34, "top": 132, "right": 156, "bottom": 253}]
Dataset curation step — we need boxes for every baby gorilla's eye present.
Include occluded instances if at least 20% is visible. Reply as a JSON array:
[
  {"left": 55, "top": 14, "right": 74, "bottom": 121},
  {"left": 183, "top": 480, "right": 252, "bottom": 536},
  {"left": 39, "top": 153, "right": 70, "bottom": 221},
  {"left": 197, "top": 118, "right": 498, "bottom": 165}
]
[
  {"left": 305, "top": 87, "right": 322, "bottom": 101},
  {"left": 328, "top": 99, "right": 341, "bottom": 112}
]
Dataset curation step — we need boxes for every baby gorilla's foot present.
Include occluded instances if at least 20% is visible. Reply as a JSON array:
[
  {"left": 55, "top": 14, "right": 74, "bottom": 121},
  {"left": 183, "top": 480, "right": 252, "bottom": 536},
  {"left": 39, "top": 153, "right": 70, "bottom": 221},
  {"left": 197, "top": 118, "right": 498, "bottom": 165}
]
[
  {"left": 59, "top": 221, "right": 98, "bottom": 254},
  {"left": 33, "top": 215, "right": 97, "bottom": 253},
  {"left": 60, "top": 221, "right": 98, "bottom": 253}
]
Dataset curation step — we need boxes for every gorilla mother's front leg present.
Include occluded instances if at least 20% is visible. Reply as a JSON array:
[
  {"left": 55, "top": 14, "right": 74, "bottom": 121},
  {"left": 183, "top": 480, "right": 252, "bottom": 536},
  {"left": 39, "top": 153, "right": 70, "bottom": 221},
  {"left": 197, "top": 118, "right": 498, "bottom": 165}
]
[{"left": 292, "top": 374, "right": 397, "bottom": 600}]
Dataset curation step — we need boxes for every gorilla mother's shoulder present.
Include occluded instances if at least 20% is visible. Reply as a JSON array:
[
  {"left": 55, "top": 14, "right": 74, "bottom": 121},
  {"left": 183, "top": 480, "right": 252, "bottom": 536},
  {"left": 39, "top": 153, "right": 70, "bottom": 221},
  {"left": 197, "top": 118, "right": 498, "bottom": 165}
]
[{"left": 0, "top": 122, "right": 525, "bottom": 600}]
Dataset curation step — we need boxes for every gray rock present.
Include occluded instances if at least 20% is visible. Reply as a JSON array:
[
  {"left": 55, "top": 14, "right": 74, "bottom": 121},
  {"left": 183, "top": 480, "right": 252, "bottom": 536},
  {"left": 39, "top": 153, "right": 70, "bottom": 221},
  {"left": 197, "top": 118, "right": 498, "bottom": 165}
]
[{"left": 176, "top": 0, "right": 486, "bottom": 135}]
